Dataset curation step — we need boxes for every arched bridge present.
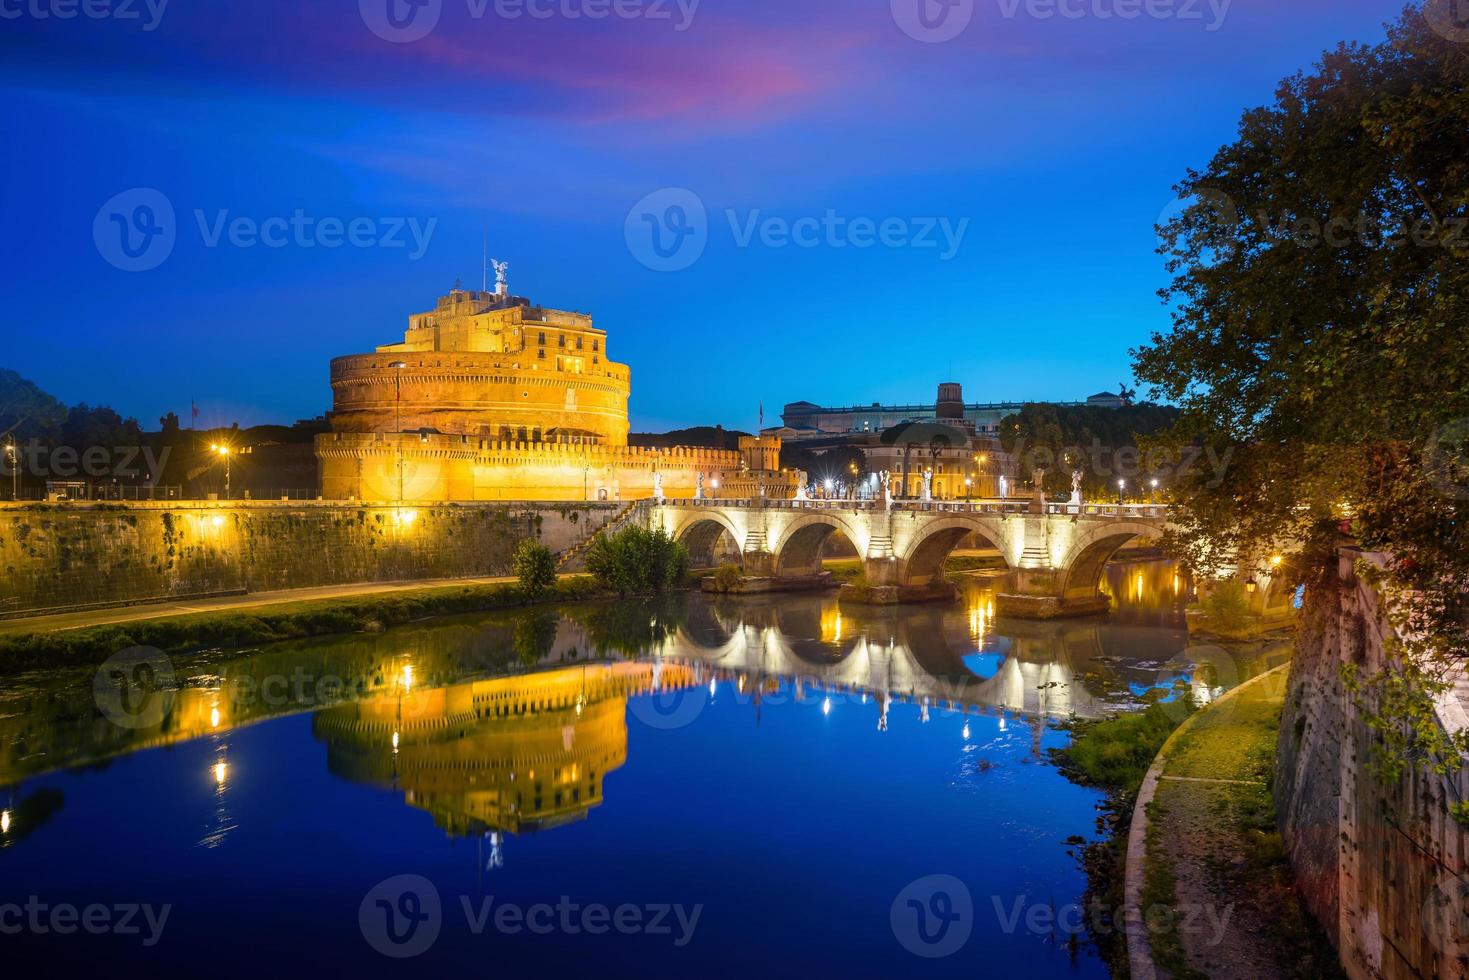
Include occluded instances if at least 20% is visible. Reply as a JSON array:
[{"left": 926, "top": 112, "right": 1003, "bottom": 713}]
[{"left": 653, "top": 497, "right": 1175, "bottom": 617}]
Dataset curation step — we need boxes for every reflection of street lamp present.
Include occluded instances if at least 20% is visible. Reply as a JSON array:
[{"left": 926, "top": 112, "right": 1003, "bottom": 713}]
[{"left": 389, "top": 361, "right": 408, "bottom": 505}]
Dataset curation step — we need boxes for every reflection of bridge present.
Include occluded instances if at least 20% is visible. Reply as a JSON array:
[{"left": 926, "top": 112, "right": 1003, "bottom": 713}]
[
  {"left": 655, "top": 498, "right": 1174, "bottom": 616},
  {"left": 651, "top": 593, "right": 1208, "bottom": 722}
]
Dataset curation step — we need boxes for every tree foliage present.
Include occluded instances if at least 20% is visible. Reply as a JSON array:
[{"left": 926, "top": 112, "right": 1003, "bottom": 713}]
[
  {"left": 512, "top": 539, "right": 558, "bottom": 601},
  {"left": 584, "top": 525, "right": 690, "bottom": 596},
  {"left": 999, "top": 403, "right": 1181, "bottom": 496},
  {"left": 1134, "top": 6, "right": 1469, "bottom": 766}
]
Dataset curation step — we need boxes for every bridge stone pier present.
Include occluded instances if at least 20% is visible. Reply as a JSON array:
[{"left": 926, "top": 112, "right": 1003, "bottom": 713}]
[{"left": 651, "top": 498, "right": 1175, "bottom": 618}]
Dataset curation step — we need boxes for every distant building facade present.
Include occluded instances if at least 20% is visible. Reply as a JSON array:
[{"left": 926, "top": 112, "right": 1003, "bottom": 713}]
[
  {"left": 767, "top": 383, "right": 1021, "bottom": 500},
  {"left": 773, "top": 384, "right": 1110, "bottom": 443},
  {"left": 317, "top": 276, "right": 794, "bottom": 501}
]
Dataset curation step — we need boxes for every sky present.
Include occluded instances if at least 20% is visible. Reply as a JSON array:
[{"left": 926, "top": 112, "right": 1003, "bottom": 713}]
[{"left": 0, "top": 0, "right": 1415, "bottom": 432}]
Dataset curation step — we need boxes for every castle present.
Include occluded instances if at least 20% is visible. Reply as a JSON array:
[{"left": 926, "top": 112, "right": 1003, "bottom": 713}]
[{"left": 316, "top": 269, "right": 792, "bottom": 502}]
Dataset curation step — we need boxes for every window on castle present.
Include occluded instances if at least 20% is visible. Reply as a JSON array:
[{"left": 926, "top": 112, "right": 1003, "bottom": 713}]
[
  {"left": 537, "top": 331, "right": 546, "bottom": 345},
  {"left": 558, "top": 334, "right": 566, "bottom": 348},
  {"left": 576, "top": 336, "right": 583, "bottom": 350},
  {"left": 538, "top": 348, "right": 545, "bottom": 359},
  {"left": 593, "top": 339, "right": 600, "bottom": 351}
]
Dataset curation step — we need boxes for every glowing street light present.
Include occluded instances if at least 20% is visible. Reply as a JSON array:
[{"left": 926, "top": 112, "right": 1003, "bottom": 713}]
[
  {"left": 1117, "top": 478, "right": 1126, "bottom": 503},
  {"left": 4, "top": 443, "right": 15, "bottom": 501}
]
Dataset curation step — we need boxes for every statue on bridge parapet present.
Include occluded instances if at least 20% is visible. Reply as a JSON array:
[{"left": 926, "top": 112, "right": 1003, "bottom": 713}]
[
  {"left": 880, "top": 471, "right": 893, "bottom": 511},
  {"left": 999, "top": 475, "right": 1008, "bottom": 499},
  {"left": 652, "top": 472, "right": 664, "bottom": 503},
  {"left": 1071, "top": 469, "right": 1084, "bottom": 506},
  {"left": 921, "top": 469, "right": 933, "bottom": 503},
  {"left": 694, "top": 472, "right": 705, "bottom": 500}
]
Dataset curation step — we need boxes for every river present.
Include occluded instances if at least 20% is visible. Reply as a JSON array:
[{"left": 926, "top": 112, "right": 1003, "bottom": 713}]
[{"left": 0, "top": 560, "right": 1287, "bottom": 976}]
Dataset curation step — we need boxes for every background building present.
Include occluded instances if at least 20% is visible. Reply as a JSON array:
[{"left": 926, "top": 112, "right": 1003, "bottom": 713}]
[{"left": 767, "top": 383, "right": 1020, "bottom": 500}]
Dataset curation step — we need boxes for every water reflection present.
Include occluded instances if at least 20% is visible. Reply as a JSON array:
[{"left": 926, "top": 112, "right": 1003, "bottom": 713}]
[
  {"left": 313, "top": 662, "right": 697, "bottom": 841},
  {"left": 0, "top": 561, "right": 1283, "bottom": 851}
]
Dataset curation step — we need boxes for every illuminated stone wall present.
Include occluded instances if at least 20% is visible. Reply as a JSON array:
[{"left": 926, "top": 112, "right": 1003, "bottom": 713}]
[
  {"left": 0, "top": 500, "right": 622, "bottom": 616},
  {"left": 1275, "top": 550, "right": 1469, "bottom": 980},
  {"left": 317, "top": 432, "right": 763, "bottom": 503}
]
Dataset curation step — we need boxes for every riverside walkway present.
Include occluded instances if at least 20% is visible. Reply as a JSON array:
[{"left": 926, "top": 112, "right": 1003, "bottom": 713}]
[
  {"left": 1125, "top": 663, "right": 1338, "bottom": 979},
  {"left": 0, "top": 574, "right": 558, "bottom": 636}
]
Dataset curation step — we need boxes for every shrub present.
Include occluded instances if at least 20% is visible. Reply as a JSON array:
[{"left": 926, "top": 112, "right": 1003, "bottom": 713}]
[
  {"left": 1051, "top": 700, "right": 1194, "bottom": 793},
  {"left": 711, "top": 563, "right": 743, "bottom": 593},
  {"left": 512, "top": 539, "right": 557, "bottom": 601},
  {"left": 584, "top": 525, "right": 689, "bottom": 595},
  {"left": 1201, "top": 578, "right": 1252, "bottom": 636}
]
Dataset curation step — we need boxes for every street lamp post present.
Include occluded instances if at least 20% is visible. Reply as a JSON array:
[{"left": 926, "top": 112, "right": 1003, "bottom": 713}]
[
  {"left": 212, "top": 444, "right": 232, "bottom": 499},
  {"left": 389, "top": 361, "right": 408, "bottom": 506},
  {"left": 1150, "top": 478, "right": 1160, "bottom": 504},
  {"left": 1117, "top": 478, "right": 1126, "bottom": 504},
  {"left": 5, "top": 443, "right": 16, "bottom": 501}
]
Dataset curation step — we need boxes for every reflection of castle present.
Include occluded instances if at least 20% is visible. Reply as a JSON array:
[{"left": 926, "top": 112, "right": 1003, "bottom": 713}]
[
  {"left": 316, "top": 278, "right": 795, "bottom": 501},
  {"left": 312, "top": 663, "right": 694, "bottom": 837}
]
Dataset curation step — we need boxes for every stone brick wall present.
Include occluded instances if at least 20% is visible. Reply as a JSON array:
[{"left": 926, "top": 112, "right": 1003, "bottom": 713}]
[
  {"left": 0, "top": 500, "right": 622, "bottom": 616},
  {"left": 1275, "top": 549, "right": 1469, "bottom": 980}
]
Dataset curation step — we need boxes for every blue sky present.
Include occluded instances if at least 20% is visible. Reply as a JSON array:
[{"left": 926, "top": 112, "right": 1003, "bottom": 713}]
[{"left": 1, "top": 0, "right": 1412, "bottom": 431}]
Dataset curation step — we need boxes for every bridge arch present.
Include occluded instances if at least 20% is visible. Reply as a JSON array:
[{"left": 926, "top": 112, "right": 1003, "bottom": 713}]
[
  {"left": 1056, "top": 520, "right": 1165, "bottom": 602},
  {"left": 771, "top": 512, "right": 868, "bottom": 577},
  {"left": 666, "top": 512, "right": 744, "bottom": 569},
  {"left": 897, "top": 516, "right": 1009, "bottom": 586}
]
